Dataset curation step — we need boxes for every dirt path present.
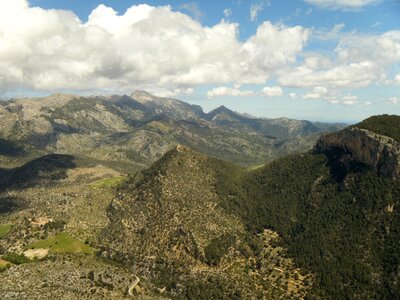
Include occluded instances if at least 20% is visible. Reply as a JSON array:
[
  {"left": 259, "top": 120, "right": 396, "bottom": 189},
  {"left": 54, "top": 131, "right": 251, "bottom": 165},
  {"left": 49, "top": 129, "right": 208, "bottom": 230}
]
[{"left": 128, "top": 275, "right": 140, "bottom": 297}]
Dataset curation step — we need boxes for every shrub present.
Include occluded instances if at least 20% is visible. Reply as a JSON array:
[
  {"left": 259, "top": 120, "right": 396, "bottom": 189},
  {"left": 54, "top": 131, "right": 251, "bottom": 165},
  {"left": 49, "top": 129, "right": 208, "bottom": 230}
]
[{"left": 2, "top": 252, "right": 30, "bottom": 265}]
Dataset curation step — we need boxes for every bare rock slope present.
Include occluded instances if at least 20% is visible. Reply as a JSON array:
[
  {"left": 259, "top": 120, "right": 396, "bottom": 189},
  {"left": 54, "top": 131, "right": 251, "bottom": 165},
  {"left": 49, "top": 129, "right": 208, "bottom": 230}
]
[{"left": 316, "top": 125, "right": 400, "bottom": 179}]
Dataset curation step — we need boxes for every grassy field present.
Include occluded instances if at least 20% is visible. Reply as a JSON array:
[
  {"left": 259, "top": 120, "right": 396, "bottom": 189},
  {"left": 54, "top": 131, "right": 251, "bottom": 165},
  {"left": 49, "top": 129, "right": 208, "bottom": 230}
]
[
  {"left": 90, "top": 176, "right": 128, "bottom": 189},
  {"left": 28, "top": 232, "right": 95, "bottom": 254},
  {"left": 0, "top": 224, "right": 12, "bottom": 239}
]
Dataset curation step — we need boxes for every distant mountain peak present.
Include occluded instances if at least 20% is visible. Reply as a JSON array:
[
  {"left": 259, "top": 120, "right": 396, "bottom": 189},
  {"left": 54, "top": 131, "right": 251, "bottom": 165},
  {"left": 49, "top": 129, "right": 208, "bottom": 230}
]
[
  {"left": 208, "top": 105, "right": 238, "bottom": 116},
  {"left": 130, "top": 90, "right": 157, "bottom": 102},
  {"left": 206, "top": 105, "right": 245, "bottom": 123},
  {"left": 211, "top": 105, "right": 231, "bottom": 112}
]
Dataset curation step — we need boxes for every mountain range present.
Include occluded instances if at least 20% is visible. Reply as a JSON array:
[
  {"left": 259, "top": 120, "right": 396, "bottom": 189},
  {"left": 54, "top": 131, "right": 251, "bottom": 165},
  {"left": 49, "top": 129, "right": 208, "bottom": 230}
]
[
  {"left": 0, "top": 92, "right": 398, "bottom": 299},
  {"left": 0, "top": 91, "right": 344, "bottom": 170}
]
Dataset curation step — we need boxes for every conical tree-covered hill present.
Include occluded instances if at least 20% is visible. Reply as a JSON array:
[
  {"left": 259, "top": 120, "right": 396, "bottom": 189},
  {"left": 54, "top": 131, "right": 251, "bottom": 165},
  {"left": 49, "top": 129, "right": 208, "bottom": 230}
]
[{"left": 101, "top": 115, "right": 400, "bottom": 299}]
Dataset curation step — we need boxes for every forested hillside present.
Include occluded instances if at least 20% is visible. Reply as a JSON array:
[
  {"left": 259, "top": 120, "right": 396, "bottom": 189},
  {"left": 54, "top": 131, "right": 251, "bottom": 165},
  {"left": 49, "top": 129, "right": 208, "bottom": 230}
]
[
  {"left": 101, "top": 117, "right": 400, "bottom": 299},
  {"left": 355, "top": 114, "right": 400, "bottom": 142}
]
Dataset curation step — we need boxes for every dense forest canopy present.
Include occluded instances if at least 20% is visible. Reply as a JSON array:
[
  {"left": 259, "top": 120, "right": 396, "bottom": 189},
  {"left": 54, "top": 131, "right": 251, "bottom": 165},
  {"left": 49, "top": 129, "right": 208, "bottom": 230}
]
[{"left": 215, "top": 152, "right": 400, "bottom": 299}]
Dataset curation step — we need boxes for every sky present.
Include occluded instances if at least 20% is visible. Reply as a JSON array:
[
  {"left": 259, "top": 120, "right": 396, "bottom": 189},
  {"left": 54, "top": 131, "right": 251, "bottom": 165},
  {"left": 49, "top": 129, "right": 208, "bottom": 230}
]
[{"left": 0, "top": 0, "right": 400, "bottom": 122}]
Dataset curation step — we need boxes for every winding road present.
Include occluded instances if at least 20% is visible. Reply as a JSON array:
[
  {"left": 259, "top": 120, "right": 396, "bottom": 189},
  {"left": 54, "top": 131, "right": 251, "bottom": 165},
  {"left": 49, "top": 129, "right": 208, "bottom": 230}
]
[{"left": 128, "top": 275, "right": 140, "bottom": 297}]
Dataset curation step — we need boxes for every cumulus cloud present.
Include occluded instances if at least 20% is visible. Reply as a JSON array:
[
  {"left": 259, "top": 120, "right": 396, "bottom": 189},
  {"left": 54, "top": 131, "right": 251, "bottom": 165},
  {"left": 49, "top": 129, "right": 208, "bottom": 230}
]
[
  {"left": 261, "top": 86, "right": 283, "bottom": 97},
  {"left": 304, "top": 0, "right": 380, "bottom": 10},
  {"left": 280, "top": 61, "right": 377, "bottom": 88},
  {"left": 0, "top": 0, "right": 309, "bottom": 95},
  {"left": 0, "top": 0, "right": 396, "bottom": 105},
  {"left": 207, "top": 86, "right": 255, "bottom": 98},
  {"left": 279, "top": 29, "right": 400, "bottom": 96},
  {"left": 389, "top": 97, "right": 400, "bottom": 104},
  {"left": 241, "top": 22, "right": 309, "bottom": 83},
  {"left": 289, "top": 92, "right": 297, "bottom": 99},
  {"left": 335, "top": 31, "right": 400, "bottom": 67}
]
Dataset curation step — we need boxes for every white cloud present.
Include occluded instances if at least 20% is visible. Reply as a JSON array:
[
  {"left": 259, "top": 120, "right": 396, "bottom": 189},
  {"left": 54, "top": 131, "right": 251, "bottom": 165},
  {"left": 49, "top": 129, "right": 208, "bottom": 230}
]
[
  {"left": 87, "top": 4, "right": 154, "bottom": 34},
  {"left": 208, "top": 85, "right": 284, "bottom": 98},
  {"left": 289, "top": 92, "right": 297, "bottom": 99},
  {"left": 0, "top": 1, "right": 309, "bottom": 95},
  {"left": 335, "top": 31, "right": 400, "bottom": 67},
  {"left": 394, "top": 74, "right": 400, "bottom": 84},
  {"left": 301, "top": 86, "right": 357, "bottom": 105},
  {"left": 223, "top": 8, "right": 232, "bottom": 18},
  {"left": 389, "top": 97, "right": 400, "bottom": 104},
  {"left": 207, "top": 86, "right": 255, "bottom": 98},
  {"left": 329, "top": 95, "right": 358, "bottom": 105},
  {"left": 1, "top": 0, "right": 396, "bottom": 107},
  {"left": 279, "top": 29, "right": 400, "bottom": 94},
  {"left": 261, "top": 86, "right": 283, "bottom": 97},
  {"left": 303, "top": 86, "right": 329, "bottom": 99},
  {"left": 304, "top": 0, "right": 380, "bottom": 10},
  {"left": 304, "top": 54, "right": 333, "bottom": 69},
  {"left": 153, "top": 87, "right": 194, "bottom": 98},
  {"left": 241, "top": 23, "right": 309, "bottom": 83},
  {"left": 250, "top": 1, "right": 270, "bottom": 22},
  {"left": 280, "top": 61, "right": 377, "bottom": 88}
]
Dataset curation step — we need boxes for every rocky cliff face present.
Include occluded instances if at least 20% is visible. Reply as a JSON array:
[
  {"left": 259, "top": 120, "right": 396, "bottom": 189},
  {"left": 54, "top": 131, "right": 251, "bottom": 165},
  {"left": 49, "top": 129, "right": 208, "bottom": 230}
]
[{"left": 315, "top": 127, "right": 400, "bottom": 179}]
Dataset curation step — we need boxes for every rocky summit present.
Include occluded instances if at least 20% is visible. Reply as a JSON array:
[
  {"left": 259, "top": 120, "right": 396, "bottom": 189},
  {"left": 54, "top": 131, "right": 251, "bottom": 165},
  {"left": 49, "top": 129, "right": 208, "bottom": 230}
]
[
  {"left": 315, "top": 115, "right": 400, "bottom": 179},
  {"left": 316, "top": 127, "right": 400, "bottom": 179}
]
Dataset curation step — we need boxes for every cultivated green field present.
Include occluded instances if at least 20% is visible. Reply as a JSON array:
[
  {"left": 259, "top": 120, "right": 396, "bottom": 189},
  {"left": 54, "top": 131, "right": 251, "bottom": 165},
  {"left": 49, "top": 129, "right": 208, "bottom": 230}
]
[
  {"left": 29, "top": 232, "right": 95, "bottom": 254},
  {"left": 0, "top": 224, "right": 12, "bottom": 239},
  {"left": 90, "top": 176, "right": 128, "bottom": 189}
]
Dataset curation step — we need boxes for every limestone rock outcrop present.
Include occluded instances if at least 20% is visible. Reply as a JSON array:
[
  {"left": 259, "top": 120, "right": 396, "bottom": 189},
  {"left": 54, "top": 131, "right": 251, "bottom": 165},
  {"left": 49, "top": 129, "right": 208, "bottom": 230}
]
[{"left": 315, "top": 127, "right": 400, "bottom": 179}]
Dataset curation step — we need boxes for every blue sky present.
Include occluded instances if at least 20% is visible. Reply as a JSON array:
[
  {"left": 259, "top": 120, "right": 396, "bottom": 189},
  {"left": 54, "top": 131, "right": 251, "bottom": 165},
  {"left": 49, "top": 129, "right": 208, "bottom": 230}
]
[{"left": 2, "top": 0, "right": 400, "bottom": 122}]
